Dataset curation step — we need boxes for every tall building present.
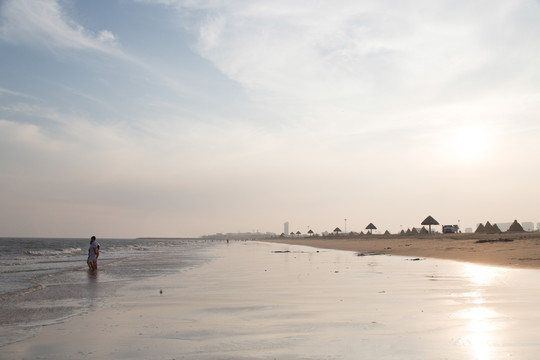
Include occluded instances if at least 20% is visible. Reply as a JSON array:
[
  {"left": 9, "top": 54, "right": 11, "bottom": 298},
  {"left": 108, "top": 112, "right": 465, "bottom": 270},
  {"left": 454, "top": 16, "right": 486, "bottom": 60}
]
[{"left": 284, "top": 222, "right": 289, "bottom": 236}]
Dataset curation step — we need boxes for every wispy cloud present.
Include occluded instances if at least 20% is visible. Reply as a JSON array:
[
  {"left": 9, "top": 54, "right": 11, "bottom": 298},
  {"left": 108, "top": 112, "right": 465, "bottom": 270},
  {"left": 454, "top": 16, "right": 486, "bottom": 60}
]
[
  {"left": 0, "top": 87, "right": 41, "bottom": 101},
  {"left": 0, "top": 0, "right": 121, "bottom": 56}
]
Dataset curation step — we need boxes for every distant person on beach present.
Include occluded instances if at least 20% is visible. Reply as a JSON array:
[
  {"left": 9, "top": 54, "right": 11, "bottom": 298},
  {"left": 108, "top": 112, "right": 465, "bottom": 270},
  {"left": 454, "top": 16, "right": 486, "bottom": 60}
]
[{"left": 87, "top": 236, "right": 100, "bottom": 271}]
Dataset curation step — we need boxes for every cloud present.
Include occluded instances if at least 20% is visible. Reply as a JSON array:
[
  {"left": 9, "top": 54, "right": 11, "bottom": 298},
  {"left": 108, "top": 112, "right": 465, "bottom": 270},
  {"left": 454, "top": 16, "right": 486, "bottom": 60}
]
[
  {"left": 0, "top": 0, "right": 121, "bottom": 56},
  {"left": 165, "top": 0, "right": 540, "bottom": 132},
  {"left": 0, "top": 87, "right": 41, "bottom": 101}
]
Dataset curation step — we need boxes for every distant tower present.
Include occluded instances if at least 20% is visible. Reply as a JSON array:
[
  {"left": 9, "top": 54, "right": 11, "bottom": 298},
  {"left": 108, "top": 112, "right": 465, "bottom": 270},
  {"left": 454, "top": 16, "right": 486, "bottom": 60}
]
[{"left": 284, "top": 222, "right": 289, "bottom": 236}]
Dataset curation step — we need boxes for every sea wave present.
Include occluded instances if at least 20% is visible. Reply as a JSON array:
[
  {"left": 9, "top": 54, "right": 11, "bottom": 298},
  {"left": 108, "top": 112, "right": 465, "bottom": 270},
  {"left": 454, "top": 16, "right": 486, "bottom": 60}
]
[
  {"left": 0, "top": 284, "right": 45, "bottom": 301},
  {"left": 23, "top": 248, "right": 83, "bottom": 257}
]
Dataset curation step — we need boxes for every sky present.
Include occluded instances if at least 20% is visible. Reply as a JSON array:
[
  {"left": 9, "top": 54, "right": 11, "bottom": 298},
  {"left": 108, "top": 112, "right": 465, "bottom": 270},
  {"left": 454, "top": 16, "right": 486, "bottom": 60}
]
[{"left": 1, "top": 0, "right": 539, "bottom": 238}]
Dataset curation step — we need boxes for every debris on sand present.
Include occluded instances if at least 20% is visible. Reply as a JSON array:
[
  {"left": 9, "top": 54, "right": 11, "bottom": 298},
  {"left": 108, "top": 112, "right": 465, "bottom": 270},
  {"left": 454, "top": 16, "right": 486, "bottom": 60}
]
[
  {"left": 475, "top": 238, "right": 514, "bottom": 244},
  {"left": 357, "top": 252, "right": 385, "bottom": 257}
]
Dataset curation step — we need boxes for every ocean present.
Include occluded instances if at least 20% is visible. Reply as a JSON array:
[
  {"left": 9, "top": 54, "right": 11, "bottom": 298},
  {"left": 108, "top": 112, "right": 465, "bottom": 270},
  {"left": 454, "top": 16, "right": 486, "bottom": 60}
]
[{"left": 0, "top": 237, "right": 219, "bottom": 346}]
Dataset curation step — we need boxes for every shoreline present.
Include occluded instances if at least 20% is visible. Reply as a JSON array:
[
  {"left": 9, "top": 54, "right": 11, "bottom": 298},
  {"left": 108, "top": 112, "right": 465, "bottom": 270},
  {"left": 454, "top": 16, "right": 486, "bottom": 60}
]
[
  {"left": 3, "top": 241, "right": 540, "bottom": 359},
  {"left": 261, "top": 232, "right": 540, "bottom": 269}
]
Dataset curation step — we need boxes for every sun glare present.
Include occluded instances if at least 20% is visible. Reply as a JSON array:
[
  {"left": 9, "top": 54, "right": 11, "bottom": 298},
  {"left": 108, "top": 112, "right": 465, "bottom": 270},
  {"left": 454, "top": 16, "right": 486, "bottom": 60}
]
[
  {"left": 452, "top": 125, "right": 489, "bottom": 162},
  {"left": 464, "top": 264, "right": 502, "bottom": 286}
]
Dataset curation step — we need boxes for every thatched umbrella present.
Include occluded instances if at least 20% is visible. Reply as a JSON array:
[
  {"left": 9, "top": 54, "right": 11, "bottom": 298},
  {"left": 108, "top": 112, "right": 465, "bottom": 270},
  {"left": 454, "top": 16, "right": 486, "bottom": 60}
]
[
  {"left": 365, "top": 223, "right": 377, "bottom": 234},
  {"left": 508, "top": 220, "right": 524, "bottom": 232},
  {"left": 475, "top": 223, "right": 485, "bottom": 233},
  {"left": 333, "top": 227, "right": 342, "bottom": 236},
  {"left": 421, "top": 215, "right": 439, "bottom": 234},
  {"left": 296, "top": 231, "right": 301, "bottom": 237},
  {"left": 307, "top": 229, "right": 314, "bottom": 236}
]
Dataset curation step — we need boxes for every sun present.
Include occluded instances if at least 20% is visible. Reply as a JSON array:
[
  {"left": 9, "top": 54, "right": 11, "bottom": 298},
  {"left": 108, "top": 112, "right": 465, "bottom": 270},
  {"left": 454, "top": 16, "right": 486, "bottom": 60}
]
[{"left": 452, "top": 125, "right": 489, "bottom": 162}]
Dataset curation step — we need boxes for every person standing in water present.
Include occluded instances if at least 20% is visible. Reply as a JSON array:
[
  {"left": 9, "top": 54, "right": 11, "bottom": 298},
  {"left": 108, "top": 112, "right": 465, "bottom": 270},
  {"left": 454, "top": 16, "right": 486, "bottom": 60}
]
[{"left": 87, "top": 236, "right": 100, "bottom": 271}]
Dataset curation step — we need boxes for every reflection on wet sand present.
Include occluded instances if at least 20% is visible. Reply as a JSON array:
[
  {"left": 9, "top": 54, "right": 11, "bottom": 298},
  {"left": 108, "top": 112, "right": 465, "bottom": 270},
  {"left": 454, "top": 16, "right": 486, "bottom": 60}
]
[
  {"left": 457, "top": 264, "right": 507, "bottom": 360},
  {"left": 3, "top": 242, "right": 540, "bottom": 360}
]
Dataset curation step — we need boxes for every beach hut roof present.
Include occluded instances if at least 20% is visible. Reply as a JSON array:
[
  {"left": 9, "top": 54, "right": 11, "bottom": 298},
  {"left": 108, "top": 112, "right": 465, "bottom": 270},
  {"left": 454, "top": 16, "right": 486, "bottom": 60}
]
[
  {"left": 366, "top": 223, "right": 377, "bottom": 230},
  {"left": 475, "top": 223, "right": 486, "bottom": 233},
  {"left": 411, "top": 227, "right": 419, "bottom": 235},
  {"left": 421, "top": 215, "right": 439, "bottom": 226},
  {"left": 384, "top": 230, "right": 391, "bottom": 235},
  {"left": 399, "top": 230, "right": 405, "bottom": 235},
  {"left": 484, "top": 221, "right": 494, "bottom": 233},
  {"left": 420, "top": 226, "right": 429, "bottom": 234},
  {"left": 334, "top": 227, "right": 342, "bottom": 233},
  {"left": 307, "top": 229, "right": 314, "bottom": 234},
  {"left": 508, "top": 220, "right": 524, "bottom": 232},
  {"left": 491, "top": 223, "right": 502, "bottom": 233}
]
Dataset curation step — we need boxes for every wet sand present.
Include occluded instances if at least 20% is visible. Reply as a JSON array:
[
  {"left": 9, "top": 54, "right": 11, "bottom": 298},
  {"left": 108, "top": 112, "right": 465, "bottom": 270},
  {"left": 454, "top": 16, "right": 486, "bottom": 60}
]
[
  {"left": 263, "top": 232, "right": 540, "bottom": 269},
  {"left": 3, "top": 241, "right": 540, "bottom": 359}
]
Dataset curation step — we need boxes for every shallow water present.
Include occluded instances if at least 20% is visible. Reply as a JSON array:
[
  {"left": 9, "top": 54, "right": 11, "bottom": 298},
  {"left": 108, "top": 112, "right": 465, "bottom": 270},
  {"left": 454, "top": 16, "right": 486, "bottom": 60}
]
[{"left": 0, "top": 237, "right": 217, "bottom": 346}]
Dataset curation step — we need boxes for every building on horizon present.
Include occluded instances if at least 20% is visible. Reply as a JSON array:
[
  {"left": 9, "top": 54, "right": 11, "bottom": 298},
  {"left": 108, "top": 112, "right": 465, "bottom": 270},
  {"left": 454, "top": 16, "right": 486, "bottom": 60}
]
[
  {"left": 495, "top": 221, "right": 534, "bottom": 232},
  {"left": 284, "top": 221, "right": 289, "bottom": 236},
  {"left": 522, "top": 222, "right": 534, "bottom": 232}
]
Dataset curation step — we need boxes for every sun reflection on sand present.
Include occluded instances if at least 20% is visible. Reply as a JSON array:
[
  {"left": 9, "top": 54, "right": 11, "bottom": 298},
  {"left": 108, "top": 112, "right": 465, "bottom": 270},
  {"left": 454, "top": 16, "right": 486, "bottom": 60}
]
[
  {"left": 457, "top": 264, "right": 507, "bottom": 360},
  {"left": 458, "top": 306, "right": 500, "bottom": 360},
  {"left": 465, "top": 264, "right": 505, "bottom": 286}
]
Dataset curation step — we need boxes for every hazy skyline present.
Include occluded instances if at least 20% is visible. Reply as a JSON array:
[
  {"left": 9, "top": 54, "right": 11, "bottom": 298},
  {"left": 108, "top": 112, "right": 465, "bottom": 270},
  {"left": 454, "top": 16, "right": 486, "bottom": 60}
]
[{"left": 1, "top": 0, "right": 539, "bottom": 238}]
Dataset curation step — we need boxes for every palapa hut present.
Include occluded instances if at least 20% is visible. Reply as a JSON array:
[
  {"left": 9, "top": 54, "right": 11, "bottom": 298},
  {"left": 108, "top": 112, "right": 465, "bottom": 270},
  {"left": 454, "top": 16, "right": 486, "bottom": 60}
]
[
  {"left": 410, "top": 227, "right": 419, "bottom": 235},
  {"left": 484, "top": 221, "right": 495, "bottom": 233},
  {"left": 475, "top": 223, "right": 486, "bottom": 233},
  {"left": 507, "top": 220, "right": 525, "bottom": 232},
  {"left": 421, "top": 215, "right": 439, "bottom": 234},
  {"left": 384, "top": 230, "right": 391, "bottom": 236},
  {"left": 399, "top": 229, "right": 406, "bottom": 235},
  {"left": 366, "top": 223, "right": 377, "bottom": 234},
  {"left": 484, "top": 221, "right": 501, "bottom": 234}
]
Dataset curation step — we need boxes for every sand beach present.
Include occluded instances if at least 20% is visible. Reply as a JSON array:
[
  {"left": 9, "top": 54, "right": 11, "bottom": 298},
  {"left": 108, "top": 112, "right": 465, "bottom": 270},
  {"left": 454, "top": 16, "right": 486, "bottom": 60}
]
[
  {"left": 264, "top": 232, "right": 540, "bottom": 269},
  {"left": 3, "top": 240, "right": 540, "bottom": 359}
]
